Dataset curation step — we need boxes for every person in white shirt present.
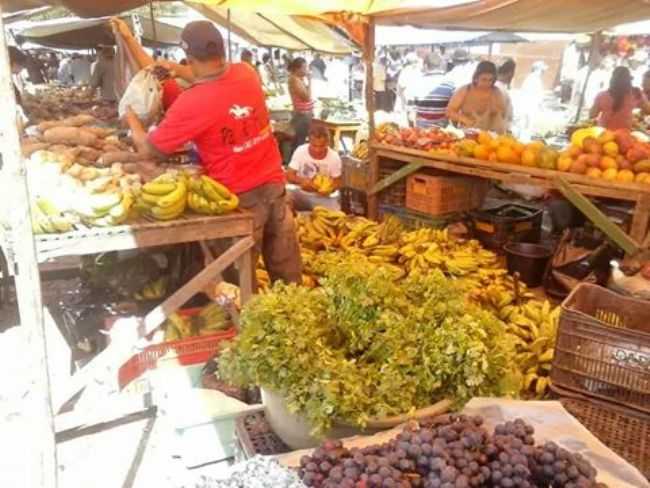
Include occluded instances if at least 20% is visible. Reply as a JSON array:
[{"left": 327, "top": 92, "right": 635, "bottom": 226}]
[
  {"left": 373, "top": 57, "right": 387, "bottom": 111},
  {"left": 286, "top": 123, "right": 342, "bottom": 211}
]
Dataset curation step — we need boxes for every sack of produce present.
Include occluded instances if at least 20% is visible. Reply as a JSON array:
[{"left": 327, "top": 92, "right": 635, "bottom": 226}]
[{"left": 118, "top": 68, "right": 163, "bottom": 125}]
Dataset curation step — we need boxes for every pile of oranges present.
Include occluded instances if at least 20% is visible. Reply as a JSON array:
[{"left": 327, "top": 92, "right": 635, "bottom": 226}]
[
  {"left": 456, "top": 132, "right": 558, "bottom": 169},
  {"left": 557, "top": 128, "right": 650, "bottom": 183}
]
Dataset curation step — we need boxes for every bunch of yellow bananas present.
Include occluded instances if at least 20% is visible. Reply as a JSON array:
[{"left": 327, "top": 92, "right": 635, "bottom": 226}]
[
  {"left": 312, "top": 174, "right": 335, "bottom": 196},
  {"left": 136, "top": 173, "right": 187, "bottom": 221},
  {"left": 351, "top": 141, "right": 369, "bottom": 160},
  {"left": 163, "top": 302, "right": 230, "bottom": 341},
  {"left": 187, "top": 175, "right": 239, "bottom": 215},
  {"left": 472, "top": 284, "right": 559, "bottom": 399},
  {"left": 134, "top": 277, "right": 167, "bottom": 301}
]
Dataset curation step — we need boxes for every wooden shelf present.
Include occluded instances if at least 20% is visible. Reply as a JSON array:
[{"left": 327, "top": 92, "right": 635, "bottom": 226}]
[
  {"left": 370, "top": 143, "right": 650, "bottom": 243},
  {"left": 34, "top": 212, "right": 255, "bottom": 262}
]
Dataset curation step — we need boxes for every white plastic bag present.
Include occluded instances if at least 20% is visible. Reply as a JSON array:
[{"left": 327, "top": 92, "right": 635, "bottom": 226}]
[{"left": 118, "top": 68, "right": 162, "bottom": 125}]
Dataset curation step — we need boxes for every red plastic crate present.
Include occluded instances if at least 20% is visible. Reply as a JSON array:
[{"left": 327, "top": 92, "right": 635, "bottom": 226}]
[{"left": 117, "top": 308, "right": 237, "bottom": 390}]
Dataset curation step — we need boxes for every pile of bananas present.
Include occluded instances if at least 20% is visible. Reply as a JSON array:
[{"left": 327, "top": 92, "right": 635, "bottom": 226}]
[
  {"left": 472, "top": 284, "right": 559, "bottom": 399},
  {"left": 351, "top": 140, "right": 369, "bottom": 160},
  {"left": 134, "top": 276, "right": 168, "bottom": 301},
  {"left": 135, "top": 173, "right": 188, "bottom": 221},
  {"left": 31, "top": 197, "right": 75, "bottom": 234},
  {"left": 163, "top": 302, "right": 230, "bottom": 341},
  {"left": 76, "top": 191, "right": 135, "bottom": 227},
  {"left": 312, "top": 174, "right": 336, "bottom": 196},
  {"left": 188, "top": 175, "right": 239, "bottom": 215}
]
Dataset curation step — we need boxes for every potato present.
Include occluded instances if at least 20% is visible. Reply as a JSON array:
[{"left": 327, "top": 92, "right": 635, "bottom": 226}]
[
  {"left": 43, "top": 127, "right": 98, "bottom": 147},
  {"left": 98, "top": 151, "right": 145, "bottom": 165}
]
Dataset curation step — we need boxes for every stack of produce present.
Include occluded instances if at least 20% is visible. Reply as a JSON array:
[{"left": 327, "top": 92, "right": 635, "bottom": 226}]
[
  {"left": 133, "top": 276, "right": 168, "bottom": 301},
  {"left": 163, "top": 302, "right": 231, "bottom": 341},
  {"left": 22, "top": 86, "right": 119, "bottom": 125},
  {"left": 188, "top": 176, "right": 240, "bottom": 215},
  {"left": 456, "top": 133, "right": 560, "bottom": 170},
  {"left": 556, "top": 127, "right": 650, "bottom": 183},
  {"left": 257, "top": 207, "right": 560, "bottom": 399},
  {"left": 298, "top": 415, "right": 605, "bottom": 487},
  {"left": 220, "top": 257, "right": 513, "bottom": 434},
  {"left": 351, "top": 140, "right": 369, "bottom": 160},
  {"left": 374, "top": 124, "right": 458, "bottom": 153},
  {"left": 136, "top": 174, "right": 188, "bottom": 221}
]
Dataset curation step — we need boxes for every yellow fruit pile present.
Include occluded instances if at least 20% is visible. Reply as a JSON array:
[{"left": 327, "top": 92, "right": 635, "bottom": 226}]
[
  {"left": 312, "top": 174, "right": 336, "bottom": 196},
  {"left": 136, "top": 174, "right": 188, "bottom": 221},
  {"left": 351, "top": 140, "right": 369, "bottom": 160},
  {"left": 163, "top": 303, "right": 231, "bottom": 341},
  {"left": 188, "top": 175, "right": 239, "bottom": 215},
  {"left": 134, "top": 276, "right": 167, "bottom": 301}
]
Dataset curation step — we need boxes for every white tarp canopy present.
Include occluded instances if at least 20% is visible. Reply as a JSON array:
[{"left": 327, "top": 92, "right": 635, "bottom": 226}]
[
  {"left": 376, "top": 26, "right": 529, "bottom": 46},
  {"left": 11, "top": 15, "right": 183, "bottom": 49},
  {"left": 186, "top": 2, "right": 355, "bottom": 53}
]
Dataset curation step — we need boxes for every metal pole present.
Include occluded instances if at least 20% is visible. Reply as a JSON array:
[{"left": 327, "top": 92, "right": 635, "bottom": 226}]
[
  {"left": 227, "top": 9, "right": 232, "bottom": 61},
  {"left": 0, "top": 5, "right": 58, "bottom": 488},
  {"left": 149, "top": 0, "right": 157, "bottom": 43}
]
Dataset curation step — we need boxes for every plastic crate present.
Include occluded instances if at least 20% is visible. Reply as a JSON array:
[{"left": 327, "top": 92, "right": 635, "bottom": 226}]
[
  {"left": 469, "top": 203, "right": 543, "bottom": 251},
  {"left": 342, "top": 155, "right": 370, "bottom": 192},
  {"left": 378, "top": 204, "right": 451, "bottom": 230},
  {"left": 550, "top": 284, "right": 650, "bottom": 415},
  {"left": 406, "top": 172, "right": 488, "bottom": 217},
  {"left": 234, "top": 410, "right": 291, "bottom": 459},
  {"left": 560, "top": 396, "right": 650, "bottom": 479},
  {"left": 118, "top": 307, "right": 236, "bottom": 390}
]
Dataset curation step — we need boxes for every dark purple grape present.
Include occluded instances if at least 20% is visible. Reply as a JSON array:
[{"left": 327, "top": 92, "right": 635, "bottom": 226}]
[
  {"left": 501, "top": 477, "right": 514, "bottom": 488},
  {"left": 378, "top": 466, "right": 391, "bottom": 478},
  {"left": 320, "top": 461, "right": 332, "bottom": 473}
]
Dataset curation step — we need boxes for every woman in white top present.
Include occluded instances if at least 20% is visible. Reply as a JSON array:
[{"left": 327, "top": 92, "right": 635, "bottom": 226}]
[{"left": 447, "top": 60, "right": 507, "bottom": 134}]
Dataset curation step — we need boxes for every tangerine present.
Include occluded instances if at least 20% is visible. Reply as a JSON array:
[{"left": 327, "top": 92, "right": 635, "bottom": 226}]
[
  {"left": 473, "top": 144, "right": 491, "bottom": 160},
  {"left": 586, "top": 168, "right": 602, "bottom": 179},
  {"left": 617, "top": 169, "right": 635, "bottom": 183}
]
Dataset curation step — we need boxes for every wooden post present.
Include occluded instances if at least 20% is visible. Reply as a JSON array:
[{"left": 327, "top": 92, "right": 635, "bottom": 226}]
[
  {"left": 0, "top": 7, "right": 58, "bottom": 488},
  {"left": 148, "top": 0, "right": 157, "bottom": 42},
  {"left": 364, "top": 18, "right": 379, "bottom": 219}
]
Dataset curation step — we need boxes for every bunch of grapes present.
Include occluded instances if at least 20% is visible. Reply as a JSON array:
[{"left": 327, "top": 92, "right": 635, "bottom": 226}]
[{"left": 297, "top": 415, "right": 606, "bottom": 488}]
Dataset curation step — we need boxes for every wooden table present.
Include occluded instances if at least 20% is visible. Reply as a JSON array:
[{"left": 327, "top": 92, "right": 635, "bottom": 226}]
[
  {"left": 13, "top": 212, "right": 257, "bottom": 413},
  {"left": 314, "top": 118, "right": 363, "bottom": 152},
  {"left": 369, "top": 143, "right": 650, "bottom": 244}
]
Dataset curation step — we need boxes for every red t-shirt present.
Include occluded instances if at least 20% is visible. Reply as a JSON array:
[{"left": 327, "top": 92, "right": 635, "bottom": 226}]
[
  {"left": 149, "top": 63, "right": 284, "bottom": 194},
  {"left": 161, "top": 79, "right": 183, "bottom": 111}
]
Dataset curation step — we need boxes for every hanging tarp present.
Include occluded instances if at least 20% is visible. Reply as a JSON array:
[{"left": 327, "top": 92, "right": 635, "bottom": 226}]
[
  {"left": 187, "top": 3, "right": 355, "bottom": 53},
  {"left": 2, "top": 1, "right": 162, "bottom": 17},
  {"left": 372, "top": 0, "right": 650, "bottom": 34},
  {"left": 12, "top": 15, "right": 181, "bottom": 49},
  {"left": 375, "top": 26, "right": 528, "bottom": 46}
]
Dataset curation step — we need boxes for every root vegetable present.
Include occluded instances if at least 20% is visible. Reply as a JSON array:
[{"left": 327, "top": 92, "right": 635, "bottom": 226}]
[
  {"left": 22, "top": 142, "right": 50, "bottom": 157},
  {"left": 77, "top": 146, "right": 101, "bottom": 162},
  {"left": 43, "top": 126, "right": 98, "bottom": 147},
  {"left": 99, "top": 151, "right": 145, "bottom": 165}
]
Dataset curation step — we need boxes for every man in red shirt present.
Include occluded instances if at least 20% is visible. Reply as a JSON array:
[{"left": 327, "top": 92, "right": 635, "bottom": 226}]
[{"left": 125, "top": 21, "right": 301, "bottom": 285}]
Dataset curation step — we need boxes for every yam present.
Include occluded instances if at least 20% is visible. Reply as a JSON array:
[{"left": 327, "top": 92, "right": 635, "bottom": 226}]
[
  {"left": 22, "top": 142, "right": 50, "bottom": 157},
  {"left": 98, "top": 151, "right": 145, "bottom": 165},
  {"left": 43, "top": 127, "right": 98, "bottom": 147},
  {"left": 77, "top": 146, "right": 101, "bottom": 162},
  {"left": 65, "top": 114, "right": 96, "bottom": 127},
  {"left": 47, "top": 144, "right": 73, "bottom": 154},
  {"left": 80, "top": 126, "right": 116, "bottom": 138}
]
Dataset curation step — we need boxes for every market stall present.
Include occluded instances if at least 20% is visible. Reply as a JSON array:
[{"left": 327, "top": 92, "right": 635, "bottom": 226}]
[{"left": 3, "top": 2, "right": 650, "bottom": 488}]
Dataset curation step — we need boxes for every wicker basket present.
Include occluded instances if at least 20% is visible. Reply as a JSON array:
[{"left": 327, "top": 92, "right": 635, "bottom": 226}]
[
  {"left": 406, "top": 172, "right": 489, "bottom": 217},
  {"left": 377, "top": 162, "right": 407, "bottom": 207},
  {"left": 560, "top": 395, "right": 650, "bottom": 479},
  {"left": 550, "top": 284, "right": 650, "bottom": 415}
]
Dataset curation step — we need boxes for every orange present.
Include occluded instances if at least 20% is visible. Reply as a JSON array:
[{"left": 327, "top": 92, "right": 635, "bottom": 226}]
[
  {"left": 495, "top": 135, "right": 516, "bottom": 147},
  {"left": 488, "top": 151, "right": 498, "bottom": 162},
  {"left": 497, "top": 145, "right": 520, "bottom": 165},
  {"left": 526, "top": 141, "right": 544, "bottom": 153},
  {"left": 473, "top": 144, "right": 491, "bottom": 160},
  {"left": 557, "top": 156, "right": 573, "bottom": 172},
  {"left": 477, "top": 131, "right": 493, "bottom": 146},
  {"left": 511, "top": 141, "right": 525, "bottom": 155},
  {"left": 521, "top": 149, "right": 538, "bottom": 167},
  {"left": 569, "top": 160, "right": 587, "bottom": 174},
  {"left": 635, "top": 172, "right": 649, "bottom": 183},
  {"left": 603, "top": 141, "right": 619, "bottom": 157},
  {"left": 568, "top": 145, "right": 583, "bottom": 158},
  {"left": 586, "top": 168, "right": 602, "bottom": 179},
  {"left": 602, "top": 168, "right": 619, "bottom": 181},
  {"left": 600, "top": 156, "right": 618, "bottom": 171},
  {"left": 617, "top": 169, "right": 635, "bottom": 183},
  {"left": 597, "top": 130, "right": 616, "bottom": 144}
]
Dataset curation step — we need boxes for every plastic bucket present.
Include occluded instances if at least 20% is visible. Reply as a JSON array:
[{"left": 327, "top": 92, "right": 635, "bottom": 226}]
[{"left": 504, "top": 242, "right": 553, "bottom": 287}]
